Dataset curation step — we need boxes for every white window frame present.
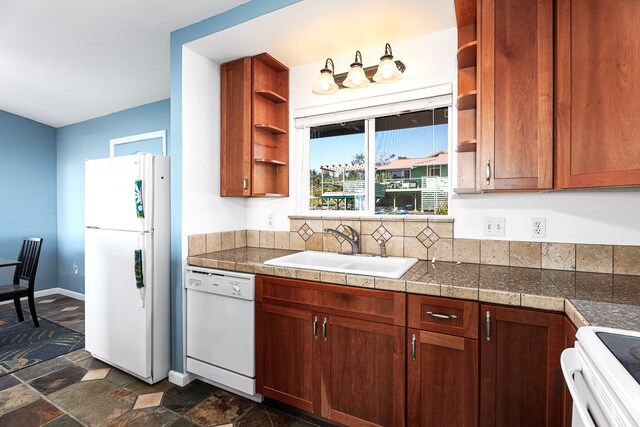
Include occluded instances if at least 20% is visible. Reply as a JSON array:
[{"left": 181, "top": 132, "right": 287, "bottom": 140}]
[{"left": 296, "top": 86, "right": 452, "bottom": 217}]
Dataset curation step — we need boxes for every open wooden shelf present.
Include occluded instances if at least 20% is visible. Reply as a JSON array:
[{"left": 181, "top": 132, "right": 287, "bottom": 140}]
[
  {"left": 252, "top": 192, "right": 287, "bottom": 197},
  {"left": 453, "top": 187, "right": 480, "bottom": 194},
  {"left": 254, "top": 158, "right": 287, "bottom": 166},
  {"left": 255, "top": 90, "right": 287, "bottom": 104},
  {"left": 255, "top": 124, "right": 288, "bottom": 135},
  {"left": 457, "top": 140, "right": 477, "bottom": 152},
  {"left": 457, "top": 91, "right": 477, "bottom": 110},
  {"left": 457, "top": 41, "right": 477, "bottom": 69}
]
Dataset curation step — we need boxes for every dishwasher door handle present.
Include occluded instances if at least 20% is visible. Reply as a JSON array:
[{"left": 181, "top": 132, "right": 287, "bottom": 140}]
[{"left": 561, "top": 348, "right": 596, "bottom": 427}]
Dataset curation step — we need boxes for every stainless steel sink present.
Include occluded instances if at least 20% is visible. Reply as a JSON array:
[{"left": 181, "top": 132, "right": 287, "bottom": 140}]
[{"left": 264, "top": 251, "right": 418, "bottom": 279}]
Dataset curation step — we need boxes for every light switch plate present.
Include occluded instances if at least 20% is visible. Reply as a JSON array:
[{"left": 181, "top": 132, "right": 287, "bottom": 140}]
[{"left": 483, "top": 217, "right": 505, "bottom": 236}]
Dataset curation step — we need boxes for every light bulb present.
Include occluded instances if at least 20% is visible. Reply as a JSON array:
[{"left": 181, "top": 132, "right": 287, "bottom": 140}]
[
  {"left": 382, "top": 70, "right": 392, "bottom": 79},
  {"left": 321, "top": 82, "right": 329, "bottom": 91},
  {"left": 352, "top": 76, "right": 361, "bottom": 86}
]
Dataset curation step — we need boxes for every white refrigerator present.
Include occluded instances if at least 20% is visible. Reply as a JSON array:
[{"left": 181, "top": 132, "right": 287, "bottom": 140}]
[{"left": 84, "top": 153, "right": 170, "bottom": 384}]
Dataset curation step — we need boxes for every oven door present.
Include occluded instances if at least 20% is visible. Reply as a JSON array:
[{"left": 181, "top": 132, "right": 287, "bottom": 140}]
[{"left": 562, "top": 347, "right": 612, "bottom": 427}]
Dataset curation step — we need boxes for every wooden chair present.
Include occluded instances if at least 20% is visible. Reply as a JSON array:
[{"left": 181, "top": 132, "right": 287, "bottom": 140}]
[{"left": 0, "top": 238, "right": 43, "bottom": 327}]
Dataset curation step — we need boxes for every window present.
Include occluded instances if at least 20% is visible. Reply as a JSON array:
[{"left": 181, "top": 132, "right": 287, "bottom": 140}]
[{"left": 304, "top": 104, "right": 449, "bottom": 215}]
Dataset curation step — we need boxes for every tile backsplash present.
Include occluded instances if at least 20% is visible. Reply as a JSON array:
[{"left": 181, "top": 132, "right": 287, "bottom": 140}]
[{"left": 188, "top": 216, "right": 640, "bottom": 276}]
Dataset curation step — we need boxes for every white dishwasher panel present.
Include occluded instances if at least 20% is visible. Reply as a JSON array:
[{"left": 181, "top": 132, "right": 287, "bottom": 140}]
[{"left": 186, "top": 288, "right": 255, "bottom": 378}]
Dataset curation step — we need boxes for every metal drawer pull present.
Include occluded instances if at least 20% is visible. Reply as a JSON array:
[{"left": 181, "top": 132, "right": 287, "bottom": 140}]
[
  {"left": 312, "top": 316, "right": 318, "bottom": 339},
  {"left": 426, "top": 311, "right": 458, "bottom": 320},
  {"left": 486, "top": 160, "right": 491, "bottom": 185},
  {"left": 486, "top": 311, "right": 491, "bottom": 341},
  {"left": 243, "top": 176, "right": 248, "bottom": 191},
  {"left": 322, "top": 318, "right": 327, "bottom": 341},
  {"left": 411, "top": 334, "right": 416, "bottom": 361}
]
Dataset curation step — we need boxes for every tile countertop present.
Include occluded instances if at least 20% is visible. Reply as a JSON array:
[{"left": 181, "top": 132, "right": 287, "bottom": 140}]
[{"left": 187, "top": 248, "right": 640, "bottom": 331}]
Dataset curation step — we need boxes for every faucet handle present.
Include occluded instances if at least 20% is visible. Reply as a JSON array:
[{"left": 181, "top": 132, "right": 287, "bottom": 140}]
[{"left": 343, "top": 225, "right": 359, "bottom": 241}]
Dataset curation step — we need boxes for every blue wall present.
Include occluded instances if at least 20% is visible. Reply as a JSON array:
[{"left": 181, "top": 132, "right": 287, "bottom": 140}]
[
  {"left": 0, "top": 110, "right": 58, "bottom": 290},
  {"left": 169, "top": 0, "right": 302, "bottom": 373},
  {"left": 56, "top": 100, "right": 170, "bottom": 294}
]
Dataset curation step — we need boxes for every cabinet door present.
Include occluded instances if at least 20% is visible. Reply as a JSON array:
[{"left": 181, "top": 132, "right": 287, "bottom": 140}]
[
  {"left": 407, "top": 329, "right": 478, "bottom": 427},
  {"left": 480, "top": 305, "right": 564, "bottom": 426},
  {"left": 556, "top": 0, "right": 640, "bottom": 188},
  {"left": 479, "top": 0, "right": 553, "bottom": 190},
  {"left": 220, "top": 57, "right": 252, "bottom": 196},
  {"left": 256, "top": 303, "right": 319, "bottom": 414},
  {"left": 322, "top": 315, "right": 405, "bottom": 427}
]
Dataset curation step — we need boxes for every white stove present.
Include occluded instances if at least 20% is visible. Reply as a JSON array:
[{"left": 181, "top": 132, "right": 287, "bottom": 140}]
[{"left": 562, "top": 326, "right": 640, "bottom": 427}]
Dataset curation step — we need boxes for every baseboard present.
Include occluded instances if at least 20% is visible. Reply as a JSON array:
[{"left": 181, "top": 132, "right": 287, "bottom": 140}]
[
  {"left": 56, "top": 288, "right": 85, "bottom": 301},
  {"left": 0, "top": 287, "right": 84, "bottom": 305},
  {"left": 168, "top": 370, "right": 195, "bottom": 387}
]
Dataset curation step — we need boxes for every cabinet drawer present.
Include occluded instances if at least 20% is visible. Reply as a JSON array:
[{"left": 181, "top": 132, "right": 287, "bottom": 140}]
[
  {"left": 256, "top": 275, "right": 405, "bottom": 326},
  {"left": 408, "top": 294, "right": 478, "bottom": 339}
]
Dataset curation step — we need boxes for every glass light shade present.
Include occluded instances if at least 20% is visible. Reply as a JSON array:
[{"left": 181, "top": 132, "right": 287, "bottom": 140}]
[
  {"left": 343, "top": 65, "right": 370, "bottom": 88},
  {"left": 373, "top": 57, "right": 403, "bottom": 83},
  {"left": 312, "top": 69, "right": 339, "bottom": 94}
]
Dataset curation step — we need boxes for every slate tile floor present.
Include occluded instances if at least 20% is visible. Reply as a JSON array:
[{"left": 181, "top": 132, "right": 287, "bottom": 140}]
[{"left": 0, "top": 295, "right": 335, "bottom": 426}]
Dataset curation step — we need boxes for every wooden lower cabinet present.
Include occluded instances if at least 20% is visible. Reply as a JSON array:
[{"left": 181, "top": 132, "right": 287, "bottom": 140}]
[
  {"left": 256, "top": 303, "right": 317, "bottom": 413},
  {"left": 323, "top": 315, "right": 405, "bottom": 426},
  {"left": 480, "top": 304, "right": 564, "bottom": 427},
  {"left": 407, "top": 329, "right": 478, "bottom": 427},
  {"left": 256, "top": 276, "right": 405, "bottom": 426}
]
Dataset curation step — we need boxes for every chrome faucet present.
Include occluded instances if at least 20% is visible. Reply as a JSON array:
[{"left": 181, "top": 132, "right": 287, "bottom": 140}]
[{"left": 324, "top": 225, "right": 360, "bottom": 255}]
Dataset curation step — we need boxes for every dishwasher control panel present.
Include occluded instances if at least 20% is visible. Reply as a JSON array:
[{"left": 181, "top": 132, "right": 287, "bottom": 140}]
[{"left": 185, "top": 267, "right": 255, "bottom": 300}]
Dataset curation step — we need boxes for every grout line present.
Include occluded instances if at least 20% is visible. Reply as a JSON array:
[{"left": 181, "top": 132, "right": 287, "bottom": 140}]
[{"left": 14, "top": 373, "right": 88, "bottom": 427}]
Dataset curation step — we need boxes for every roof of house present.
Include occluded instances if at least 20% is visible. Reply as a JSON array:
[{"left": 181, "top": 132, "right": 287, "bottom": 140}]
[
  {"left": 377, "top": 151, "right": 448, "bottom": 170},
  {"left": 320, "top": 163, "right": 366, "bottom": 173}
]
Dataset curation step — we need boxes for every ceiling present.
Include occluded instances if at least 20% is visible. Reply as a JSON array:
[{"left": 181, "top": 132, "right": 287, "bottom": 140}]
[
  {"left": 0, "top": 0, "right": 249, "bottom": 127},
  {"left": 188, "top": 0, "right": 456, "bottom": 68},
  {"left": 0, "top": 0, "right": 455, "bottom": 128}
]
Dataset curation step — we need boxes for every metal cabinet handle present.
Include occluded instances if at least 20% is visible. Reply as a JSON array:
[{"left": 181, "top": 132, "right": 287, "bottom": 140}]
[
  {"left": 411, "top": 334, "right": 416, "bottom": 361},
  {"left": 486, "top": 160, "right": 491, "bottom": 185},
  {"left": 485, "top": 311, "right": 491, "bottom": 341},
  {"left": 322, "top": 318, "right": 327, "bottom": 341},
  {"left": 313, "top": 316, "right": 318, "bottom": 339},
  {"left": 243, "top": 176, "right": 248, "bottom": 191},
  {"left": 426, "top": 311, "right": 458, "bottom": 320}
]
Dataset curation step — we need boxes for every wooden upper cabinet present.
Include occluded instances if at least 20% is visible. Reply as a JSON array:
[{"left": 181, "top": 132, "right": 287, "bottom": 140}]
[
  {"left": 555, "top": 0, "right": 640, "bottom": 188},
  {"left": 480, "top": 305, "right": 564, "bottom": 426},
  {"left": 479, "top": 0, "right": 553, "bottom": 190},
  {"left": 220, "top": 53, "right": 289, "bottom": 197},
  {"left": 220, "top": 58, "right": 252, "bottom": 196}
]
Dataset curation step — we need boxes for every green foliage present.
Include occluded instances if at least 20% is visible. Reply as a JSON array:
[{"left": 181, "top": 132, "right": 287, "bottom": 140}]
[{"left": 435, "top": 203, "right": 448, "bottom": 216}]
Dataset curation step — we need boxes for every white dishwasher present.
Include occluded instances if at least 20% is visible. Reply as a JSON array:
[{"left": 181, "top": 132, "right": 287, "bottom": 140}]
[{"left": 185, "top": 267, "right": 261, "bottom": 401}]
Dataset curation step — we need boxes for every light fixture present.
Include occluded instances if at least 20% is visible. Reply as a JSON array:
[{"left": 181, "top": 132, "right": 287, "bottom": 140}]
[
  {"left": 312, "top": 58, "right": 339, "bottom": 95},
  {"left": 311, "top": 44, "right": 406, "bottom": 95},
  {"left": 373, "top": 43, "right": 403, "bottom": 83},
  {"left": 342, "top": 51, "right": 370, "bottom": 89}
]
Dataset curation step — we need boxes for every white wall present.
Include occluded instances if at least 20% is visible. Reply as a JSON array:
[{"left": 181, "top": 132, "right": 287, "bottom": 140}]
[
  {"left": 450, "top": 190, "right": 640, "bottom": 245},
  {"left": 187, "top": 24, "right": 640, "bottom": 246},
  {"left": 182, "top": 46, "right": 247, "bottom": 252},
  {"left": 245, "top": 29, "right": 458, "bottom": 231}
]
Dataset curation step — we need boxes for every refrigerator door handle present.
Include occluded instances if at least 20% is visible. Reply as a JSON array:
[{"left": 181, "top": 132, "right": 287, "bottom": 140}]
[
  {"left": 135, "top": 233, "right": 146, "bottom": 308},
  {"left": 135, "top": 179, "right": 144, "bottom": 219}
]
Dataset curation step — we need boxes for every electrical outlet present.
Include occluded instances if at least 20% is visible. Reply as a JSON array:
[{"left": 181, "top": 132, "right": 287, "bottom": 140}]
[
  {"left": 72, "top": 262, "right": 79, "bottom": 275},
  {"left": 532, "top": 217, "right": 546, "bottom": 238},
  {"left": 267, "top": 213, "right": 275, "bottom": 229},
  {"left": 483, "top": 217, "right": 505, "bottom": 236}
]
